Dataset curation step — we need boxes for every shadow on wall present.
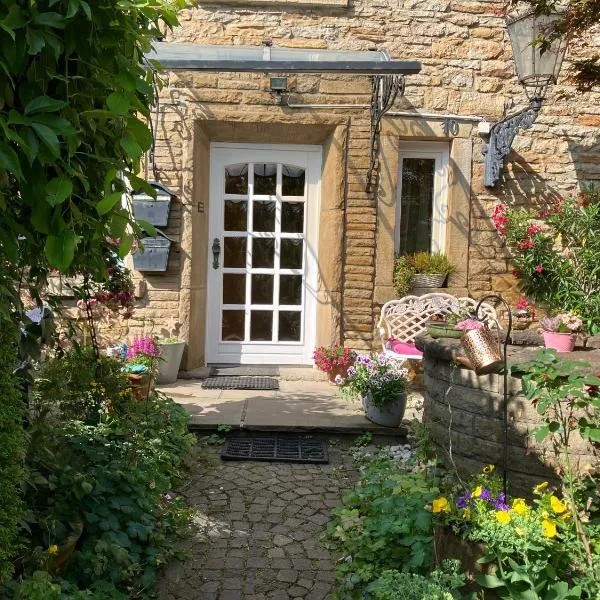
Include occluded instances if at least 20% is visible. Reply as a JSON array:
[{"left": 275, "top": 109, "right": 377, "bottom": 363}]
[{"left": 567, "top": 133, "right": 600, "bottom": 189}]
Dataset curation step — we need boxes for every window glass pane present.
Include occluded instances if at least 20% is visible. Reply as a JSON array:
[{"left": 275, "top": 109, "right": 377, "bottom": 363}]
[
  {"left": 282, "top": 165, "right": 305, "bottom": 196},
  {"left": 399, "top": 158, "right": 435, "bottom": 255},
  {"left": 250, "top": 310, "right": 272, "bottom": 341},
  {"left": 279, "top": 311, "right": 301, "bottom": 341},
  {"left": 224, "top": 200, "right": 247, "bottom": 231},
  {"left": 280, "top": 239, "right": 303, "bottom": 269},
  {"left": 223, "top": 274, "right": 246, "bottom": 304},
  {"left": 279, "top": 275, "right": 302, "bottom": 305},
  {"left": 252, "top": 201, "right": 276, "bottom": 232},
  {"left": 225, "top": 164, "right": 248, "bottom": 194},
  {"left": 223, "top": 237, "right": 247, "bottom": 268},
  {"left": 222, "top": 310, "right": 245, "bottom": 341},
  {"left": 253, "top": 163, "right": 276, "bottom": 195},
  {"left": 252, "top": 238, "right": 275, "bottom": 268},
  {"left": 251, "top": 274, "right": 273, "bottom": 304},
  {"left": 281, "top": 202, "right": 304, "bottom": 233}
]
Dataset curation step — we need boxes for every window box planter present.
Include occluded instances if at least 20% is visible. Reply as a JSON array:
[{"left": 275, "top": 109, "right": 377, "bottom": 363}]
[
  {"left": 131, "top": 181, "right": 173, "bottom": 227},
  {"left": 132, "top": 233, "right": 173, "bottom": 272}
]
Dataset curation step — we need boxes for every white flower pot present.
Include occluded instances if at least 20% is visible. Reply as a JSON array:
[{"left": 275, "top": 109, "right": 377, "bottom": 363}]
[
  {"left": 158, "top": 341, "right": 185, "bottom": 384},
  {"left": 361, "top": 391, "right": 407, "bottom": 428}
]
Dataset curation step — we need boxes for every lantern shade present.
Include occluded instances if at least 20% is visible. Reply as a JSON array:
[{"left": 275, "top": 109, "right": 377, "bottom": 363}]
[{"left": 507, "top": 11, "right": 568, "bottom": 100}]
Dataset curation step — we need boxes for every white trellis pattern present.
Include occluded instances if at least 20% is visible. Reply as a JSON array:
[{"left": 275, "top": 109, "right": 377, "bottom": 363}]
[{"left": 378, "top": 293, "right": 498, "bottom": 351}]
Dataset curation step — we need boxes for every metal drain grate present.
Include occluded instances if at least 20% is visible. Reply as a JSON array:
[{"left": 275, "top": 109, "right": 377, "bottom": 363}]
[
  {"left": 201, "top": 376, "right": 279, "bottom": 390},
  {"left": 221, "top": 437, "right": 328, "bottom": 464}
]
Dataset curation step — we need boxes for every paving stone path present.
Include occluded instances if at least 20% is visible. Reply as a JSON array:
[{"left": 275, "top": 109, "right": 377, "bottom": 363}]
[{"left": 158, "top": 437, "right": 357, "bottom": 600}]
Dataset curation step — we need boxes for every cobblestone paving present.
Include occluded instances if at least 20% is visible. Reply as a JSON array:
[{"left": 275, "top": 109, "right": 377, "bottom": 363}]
[{"left": 158, "top": 437, "right": 357, "bottom": 600}]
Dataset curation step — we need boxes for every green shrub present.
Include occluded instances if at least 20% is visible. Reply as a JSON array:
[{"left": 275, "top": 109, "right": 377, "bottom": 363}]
[
  {"left": 408, "top": 252, "right": 455, "bottom": 275},
  {"left": 393, "top": 256, "right": 415, "bottom": 297},
  {"left": 0, "top": 319, "right": 27, "bottom": 583},
  {"left": 325, "top": 456, "right": 439, "bottom": 598}
]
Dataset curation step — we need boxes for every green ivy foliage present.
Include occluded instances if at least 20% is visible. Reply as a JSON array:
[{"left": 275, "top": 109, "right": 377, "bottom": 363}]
[
  {"left": 0, "top": 0, "right": 183, "bottom": 283},
  {"left": 0, "top": 316, "right": 27, "bottom": 583}
]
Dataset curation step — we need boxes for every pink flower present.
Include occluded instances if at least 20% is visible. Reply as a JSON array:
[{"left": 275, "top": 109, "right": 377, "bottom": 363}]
[
  {"left": 455, "top": 319, "right": 485, "bottom": 331},
  {"left": 536, "top": 264, "right": 543, "bottom": 273},
  {"left": 517, "top": 237, "right": 535, "bottom": 250},
  {"left": 526, "top": 224, "right": 544, "bottom": 235}
]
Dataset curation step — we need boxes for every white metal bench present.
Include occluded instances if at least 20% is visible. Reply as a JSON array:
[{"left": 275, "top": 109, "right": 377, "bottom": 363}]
[{"left": 377, "top": 293, "right": 498, "bottom": 361}]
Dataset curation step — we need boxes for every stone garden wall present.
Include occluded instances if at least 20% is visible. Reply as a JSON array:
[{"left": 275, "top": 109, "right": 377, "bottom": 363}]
[
  {"left": 418, "top": 336, "right": 598, "bottom": 493},
  {"left": 117, "top": 0, "right": 600, "bottom": 365}
]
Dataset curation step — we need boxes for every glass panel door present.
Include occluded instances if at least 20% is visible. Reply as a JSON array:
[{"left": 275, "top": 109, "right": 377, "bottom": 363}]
[{"left": 207, "top": 145, "right": 320, "bottom": 364}]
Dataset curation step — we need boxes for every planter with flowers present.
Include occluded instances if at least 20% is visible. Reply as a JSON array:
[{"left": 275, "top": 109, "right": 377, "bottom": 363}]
[
  {"left": 122, "top": 336, "right": 161, "bottom": 399},
  {"left": 539, "top": 313, "right": 582, "bottom": 352},
  {"left": 509, "top": 298, "right": 536, "bottom": 330},
  {"left": 335, "top": 353, "right": 408, "bottom": 427},
  {"left": 313, "top": 344, "right": 356, "bottom": 383},
  {"left": 432, "top": 465, "right": 584, "bottom": 599}
]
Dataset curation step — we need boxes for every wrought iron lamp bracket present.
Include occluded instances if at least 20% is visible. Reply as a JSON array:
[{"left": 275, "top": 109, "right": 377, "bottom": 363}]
[
  {"left": 366, "top": 74, "right": 405, "bottom": 193},
  {"left": 483, "top": 98, "right": 542, "bottom": 188}
]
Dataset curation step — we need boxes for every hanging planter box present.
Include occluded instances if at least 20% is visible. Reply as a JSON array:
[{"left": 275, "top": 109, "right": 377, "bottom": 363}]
[
  {"left": 131, "top": 181, "right": 174, "bottom": 227},
  {"left": 132, "top": 235, "right": 172, "bottom": 272}
]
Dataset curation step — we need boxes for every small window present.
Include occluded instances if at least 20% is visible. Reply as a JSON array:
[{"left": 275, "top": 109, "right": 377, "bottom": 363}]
[{"left": 396, "top": 142, "right": 449, "bottom": 255}]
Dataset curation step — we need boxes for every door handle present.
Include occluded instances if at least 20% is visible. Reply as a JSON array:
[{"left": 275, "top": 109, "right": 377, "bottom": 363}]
[{"left": 212, "top": 238, "right": 221, "bottom": 269}]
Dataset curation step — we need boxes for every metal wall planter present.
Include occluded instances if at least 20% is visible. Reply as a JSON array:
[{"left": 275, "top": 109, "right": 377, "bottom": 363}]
[
  {"left": 131, "top": 181, "right": 174, "bottom": 227},
  {"left": 132, "top": 237, "right": 171, "bottom": 272}
]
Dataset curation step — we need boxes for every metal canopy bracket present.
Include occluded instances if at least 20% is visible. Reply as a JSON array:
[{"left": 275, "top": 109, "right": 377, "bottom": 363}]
[
  {"left": 483, "top": 99, "right": 541, "bottom": 188},
  {"left": 367, "top": 74, "right": 405, "bottom": 192}
]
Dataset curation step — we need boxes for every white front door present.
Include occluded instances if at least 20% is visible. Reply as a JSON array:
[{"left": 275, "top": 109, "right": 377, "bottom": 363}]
[{"left": 206, "top": 143, "right": 322, "bottom": 365}]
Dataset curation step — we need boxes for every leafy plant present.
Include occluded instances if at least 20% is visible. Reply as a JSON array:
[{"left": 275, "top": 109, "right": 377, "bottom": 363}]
[
  {"left": 336, "top": 354, "right": 408, "bottom": 409},
  {"left": 493, "top": 188, "right": 600, "bottom": 334},
  {"left": 408, "top": 252, "right": 456, "bottom": 276},
  {"left": 539, "top": 314, "right": 583, "bottom": 333},
  {"left": 393, "top": 255, "right": 415, "bottom": 297},
  {"left": 325, "top": 456, "right": 439, "bottom": 598}
]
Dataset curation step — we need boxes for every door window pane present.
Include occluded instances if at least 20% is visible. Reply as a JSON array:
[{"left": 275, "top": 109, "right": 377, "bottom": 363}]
[
  {"left": 251, "top": 274, "right": 273, "bottom": 304},
  {"left": 279, "top": 311, "right": 301, "bottom": 341},
  {"left": 222, "top": 310, "right": 245, "bottom": 341},
  {"left": 279, "top": 275, "right": 302, "bottom": 305},
  {"left": 281, "top": 202, "right": 304, "bottom": 233},
  {"left": 224, "top": 200, "right": 247, "bottom": 231},
  {"left": 252, "top": 201, "right": 276, "bottom": 232},
  {"left": 399, "top": 158, "right": 435, "bottom": 255},
  {"left": 225, "top": 164, "right": 248, "bottom": 195},
  {"left": 252, "top": 238, "right": 275, "bottom": 268},
  {"left": 282, "top": 165, "right": 305, "bottom": 196},
  {"left": 254, "top": 163, "right": 276, "bottom": 195},
  {"left": 280, "top": 239, "right": 303, "bottom": 269},
  {"left": 223, "top": 237, "right": 247, "bottom": 268},
  {"left": 250, "top": 310, "right": 272, "bottom": 341},
  {"left": 223, "top": 274, "right": 246, "bottom": 304}
]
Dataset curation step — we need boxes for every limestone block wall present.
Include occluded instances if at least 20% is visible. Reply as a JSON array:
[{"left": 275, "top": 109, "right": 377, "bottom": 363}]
[
  {"left": 420, "top": 338, "right": 597, "bottom": 493},
  {"left": 120, "top": 0, "right": 600, "bottom": 365}
]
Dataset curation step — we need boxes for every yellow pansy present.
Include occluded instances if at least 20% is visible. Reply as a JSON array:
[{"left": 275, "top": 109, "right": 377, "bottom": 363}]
[
  {"left": 512, "top": 498, "right": 529, "bottom": 516},
  {"left": 482, "top": 464, "right": 495, "bottom": 474},
  {"left": 560, "top": 512, "right": 571, "bottom": 521},
  {"left": 542, "top": 519, "right": 558, "bottom": 538},
  {"left": 48, "top": 544, "right": 59, "bottom": 555},
  {"left": 550, "top": 495, "right": 566, "bottom": 514},
  {"left": 472, "top": 486, "right": 483, "bottom": 498},
  {"left": 432, "top": 497, "right": 450, "bottom": 513},
  {"left": 496, "top": 511, "right": 511, "bottom": 525},
  {"left": 515, "top": 527, "right": 526, "bottom": 536},
  {"left": 534, "top": 481, "right": 549, "bottom": 495}
]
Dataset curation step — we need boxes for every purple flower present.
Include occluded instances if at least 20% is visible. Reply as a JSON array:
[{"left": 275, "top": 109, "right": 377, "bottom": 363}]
[
  {"left": 492, "top": 493, "right": 510, "bottom": 510},
  {"left": 456, "top": 492, "right": 471, "bottom": 509},
  {"left": 480, "top": 488, "right": 492, "bottom": 502}
]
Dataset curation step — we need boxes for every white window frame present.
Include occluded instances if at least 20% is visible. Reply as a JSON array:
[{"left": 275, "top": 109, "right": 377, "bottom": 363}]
[{"left": 396, "top": 142, "right": 450, "bottom": 255}]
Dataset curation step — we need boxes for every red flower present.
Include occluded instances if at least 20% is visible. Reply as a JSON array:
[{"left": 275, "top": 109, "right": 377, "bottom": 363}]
[
  {"left": 512, "top": 270, "right": 521, "bottom": 277},
  {"left": 517, "top": 237, "right": 535, "bottom": 250},
  {"left": 491, "top": 204, "right": 508, "bottom": 236},
  {"left": 536, "top": 264, "right": 543, "bottom": 273},
  {"left": 526, "top": 224, "right": 544, "bottom": 236}
]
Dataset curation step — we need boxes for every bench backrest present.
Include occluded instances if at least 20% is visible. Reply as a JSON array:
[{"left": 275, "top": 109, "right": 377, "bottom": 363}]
[{"left": 378, "top": 293, "right": 498, "bottom": 347}]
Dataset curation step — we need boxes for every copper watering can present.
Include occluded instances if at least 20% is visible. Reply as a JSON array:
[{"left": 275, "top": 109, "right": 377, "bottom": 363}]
[{"left": 461, "top": 326, "right": 503, "bottom": 375}]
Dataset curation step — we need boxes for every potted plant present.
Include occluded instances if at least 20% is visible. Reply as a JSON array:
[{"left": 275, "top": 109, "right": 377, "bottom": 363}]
[
  {"left": 335, "top": 353, "right": 408, "bottom": 427},
  {"left": 409, "top": 252, "right": 455, "bottom": 289},
  {"left": 510, "top": 298, "right": 536, "bottom": 330},
  {"left": 426, "top": 303, "right": 477, "bottom": 339},
  {"left": 539, "top": 313, "right": 582, "bottom": 353},
  {"left": 122, "top": 335, "right": 161, "bottom": 398},
  {"left": 157, "top": 336, "right": 185, "bottom": 384},
  {"left": 313, "top": 344, "right": 356, "bottom": 383}
]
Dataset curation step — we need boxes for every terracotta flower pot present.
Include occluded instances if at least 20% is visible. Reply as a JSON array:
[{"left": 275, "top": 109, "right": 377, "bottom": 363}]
[
  {"left": 127, "top": 373, "right": 153, "bottom": 400},
  {"left": 326, "top": 363, "right": 350, "bottom": 384},
  {"left": 543, "top": 331, "right": 576, "bottom": 353}
]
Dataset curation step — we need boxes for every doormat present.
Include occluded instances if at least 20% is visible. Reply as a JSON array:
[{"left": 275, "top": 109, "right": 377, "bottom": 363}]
[
  {"left": 201, "top": 376, "right": 279, "bottom": 390},
  {"left": 221, "top": 436, "right": 328, "bottom": 464}
]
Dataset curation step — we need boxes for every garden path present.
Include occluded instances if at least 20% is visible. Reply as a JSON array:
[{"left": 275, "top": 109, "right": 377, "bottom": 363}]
[{"left": 157, "top": 437, "right": 358, "bottom": 600}]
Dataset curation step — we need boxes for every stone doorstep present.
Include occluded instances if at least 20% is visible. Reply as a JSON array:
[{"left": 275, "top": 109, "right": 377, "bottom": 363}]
[{"left": 178, "top": 366, "right": 329, "bottom": 382}]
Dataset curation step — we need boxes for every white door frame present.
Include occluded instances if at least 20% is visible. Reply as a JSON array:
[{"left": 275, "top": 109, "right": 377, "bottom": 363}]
[
  {"left": 396, "top": 141, "right": 450, "bottom": 254},
  {"left": 206, "top": 143, "right": 322, "bottom": 365}
]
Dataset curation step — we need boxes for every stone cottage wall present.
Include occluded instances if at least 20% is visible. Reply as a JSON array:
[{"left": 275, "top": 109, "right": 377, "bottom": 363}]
[{"left": 123, "top": 0, "right": 600, "bottom": 365}]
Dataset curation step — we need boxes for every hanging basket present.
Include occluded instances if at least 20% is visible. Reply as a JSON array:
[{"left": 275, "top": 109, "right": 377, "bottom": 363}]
[{"left": 411, "top": 273, "right": 446, "bottom": 288}]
